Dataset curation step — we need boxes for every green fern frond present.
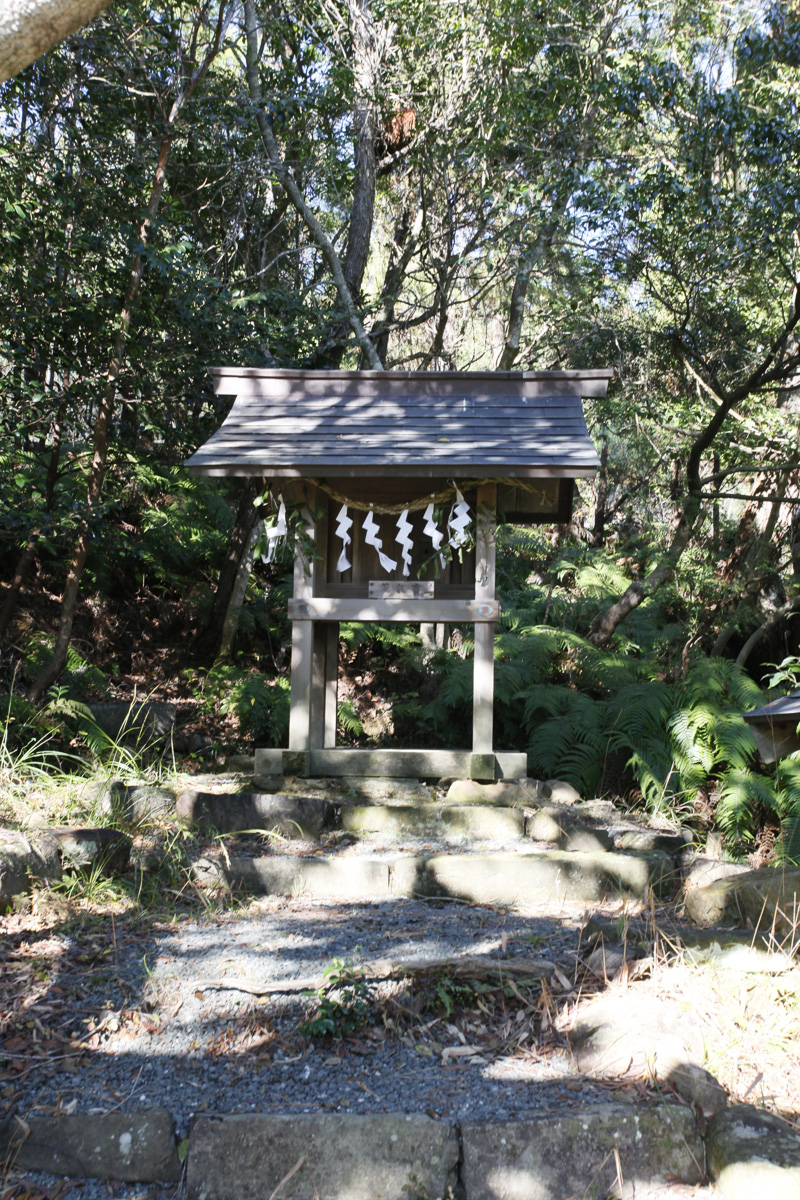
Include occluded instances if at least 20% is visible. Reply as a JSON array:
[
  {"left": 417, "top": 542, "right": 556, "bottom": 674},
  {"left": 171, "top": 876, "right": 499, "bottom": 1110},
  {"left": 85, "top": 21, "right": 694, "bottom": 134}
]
[
  {"left": 776, "top": 817, "right": 800, "bottom": 865},
  {"left": 717, "top": 768, "right": 779, "bottom": 838}
]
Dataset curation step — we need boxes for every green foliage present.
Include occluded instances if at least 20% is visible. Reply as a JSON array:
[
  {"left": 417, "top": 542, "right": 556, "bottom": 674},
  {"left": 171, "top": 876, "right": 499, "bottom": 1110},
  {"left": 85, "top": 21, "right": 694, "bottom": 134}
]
[
  {"left": 776, "top": 817, "right": 800, "bottom": 866},
  {"left": 337, "top": 697, "right": 363, "bottom": 738},
  {"left": 430, "top": 976, "right": 478, "bottom": 1020},
  {"left": 297, "top": 952, "right": 374, "bottom": 1039},
  {"left": 191, "top": 665, "right": 290, "bottom": 745},
  {"left": 24, "top": 633, "right": 109, "bottom": 700}
]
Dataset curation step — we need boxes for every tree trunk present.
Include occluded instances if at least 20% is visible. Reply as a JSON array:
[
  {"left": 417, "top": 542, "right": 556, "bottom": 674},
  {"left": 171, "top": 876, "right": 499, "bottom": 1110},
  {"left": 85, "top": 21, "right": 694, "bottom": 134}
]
[
  {"left": 496, "top": 190, "right": 574, "bottom": 371},
  {"left": 195, "top": 478, "right": 262, "bottom": 658},
  {"left": 319, "top": 0, "right": 384, "bottom": 368},
  {"left": 217, "top": 518, "right": 264, "bottom": 661},
  {"left": 0, "top": 401, "right": 65, "bottom": 638},
  {"left": 343, "top": 0, "right": 379, "bottom": 299},
  {"left": 369, "top": 187, "right": 423, "bottom": 366},
  {"left": 0, "top": 0, "right": 111, "bottom": 83},
  {"left": 587, "top": 505, "right": 695, "bottom": 648},
  {"left": 243, "top": 0, "right": 383, "bottom": 370},
  {"left": 736, "top": 594, "right": 800, "bottom": 668}
]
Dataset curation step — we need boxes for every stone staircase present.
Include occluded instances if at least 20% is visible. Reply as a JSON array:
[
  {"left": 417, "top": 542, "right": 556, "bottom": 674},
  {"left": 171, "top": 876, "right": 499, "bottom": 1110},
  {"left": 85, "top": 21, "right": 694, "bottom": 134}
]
[
  {"left": 4, "top": 770, "right": 800, "bottom": 1200},
  {"left": 181, "top": 774, "right": 692, "bottom": 909}
]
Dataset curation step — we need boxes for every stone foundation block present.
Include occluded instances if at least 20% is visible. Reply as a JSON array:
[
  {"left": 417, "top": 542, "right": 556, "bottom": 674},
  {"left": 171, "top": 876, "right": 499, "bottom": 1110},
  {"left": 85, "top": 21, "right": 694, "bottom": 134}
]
[
  {"left": 191, "top": 854, "right": 391, "bottom": 899},
  {"left": 0, "top": 829, "right": 62, "bottom": 909},
  {"left": 461, "top": 1103, "right": 703, "bottom": 1200},
  {"left": 186, "top": 1113, "right": 459, "bottom": 1200},
  {"left": 50, "top": 826, "right": 131, "bottom": 874},
  {"left": 684, "top": 864, "right": 800, "bottom": 936},
  {"left": 391, "top": 848, "right": 676, "bottom": 904},
  {"left": 0, "top": 1109, "right": 180, "bottom": 1182},
  {"left": 176, "top": 790, "right": 333, "bottom": 839},
  {"left": 342, "top": 804, "right": 525, "bottom": 840}
]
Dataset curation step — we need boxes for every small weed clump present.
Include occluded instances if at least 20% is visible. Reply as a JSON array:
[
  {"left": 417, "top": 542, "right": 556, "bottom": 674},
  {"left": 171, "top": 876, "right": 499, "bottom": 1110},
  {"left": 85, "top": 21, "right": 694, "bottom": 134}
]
[{"left": 298, "top": 952, "right": 375, "bottom": 1039}]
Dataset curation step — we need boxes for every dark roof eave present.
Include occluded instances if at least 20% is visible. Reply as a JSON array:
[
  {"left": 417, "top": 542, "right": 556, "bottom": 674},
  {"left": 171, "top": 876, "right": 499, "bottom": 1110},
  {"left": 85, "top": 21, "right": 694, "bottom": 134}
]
[
  {"left": 184, "top": 461, "right": 599, "bottom": 479},
  {"left": 207, "top": 366, "right": 615, "bottom": 382}
]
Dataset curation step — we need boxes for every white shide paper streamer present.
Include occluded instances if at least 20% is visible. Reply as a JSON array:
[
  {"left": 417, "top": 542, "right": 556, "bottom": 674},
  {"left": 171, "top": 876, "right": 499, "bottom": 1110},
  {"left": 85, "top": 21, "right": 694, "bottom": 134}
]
[
  {"left": 335, "top": 504, "right": 353, "bottom": 573},
  {"left": 423, "top": 501, "right": 446, "bottom": 568},
  {"left": 263, "top": 495, "right": 287, "bottom": 563},
  {"left": 363, "top": 509, "right": 397, "bottom": 573},
  {"left": 447, "top": 488, "right": 471, "bottom": 549},
  {"left": 396, "top": 509, "right": 413, "bottom": 577}
]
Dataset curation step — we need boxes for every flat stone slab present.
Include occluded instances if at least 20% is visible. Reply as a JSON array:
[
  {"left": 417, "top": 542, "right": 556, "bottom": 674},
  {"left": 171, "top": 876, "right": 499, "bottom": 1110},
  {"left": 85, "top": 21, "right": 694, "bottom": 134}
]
[
  {"left": 192, "top": 847, "right": 676, "bottom": 903},
  {"left": 541, "top": 779, "right": 581, "bottom": 804},
  {"left": 445, "top": 779, "right": 532, "bottom": 806},
  {"left": 0, "top": 1108, "right": 180, "bottom": 1182},
  {"left": 49, "top": 826, "right": 131, "bottom": 874},
  {"left": 96, "top": 780, "right": 176, "bottom": 823},
  {"left": 685, "top": 857, "right": 751, "bottom": 891},
  {"left": 461, "top": 1102, "right": 704, "bottom": 1199},
  {"left": 342, "top": 777, "right": 437, "bottom": 802},
  {"left": 342, "top": 804, "right": 526, "bottom": 840},
  {"left": 393, "top": 848, "right": 676, "bottom": 903},
  {"left": 526, "top": 806, "right": 612, "bottom": 852},
  {"left": 684, "top": 863, "right": 800, "bottom": 937},
  {"left": 191, "top": 854, "right": 391, "bottom": 899},
  {"left": 0, "top": 829, "right": 62, "bottom": 909},
  {"left": 707, "top": 1105, "right": 800, "bottom": 1198},
  {"left": 582, "top": 915, "right": 794, "bottom": 973},
  {"left": 176, "top": 790, "right": 333, "bottom": 839},
  {"left": 221, "top": 754, "right": 256, "bottom": 773},
  {"left": 186, "top": 1113, "right": 459, "bottom": 1200},
  {"left": 86, "top": 701, "right": 176, "bottom": 747},
  {"left": 613, "top": 828, "right": 692, "bottom": 856}
]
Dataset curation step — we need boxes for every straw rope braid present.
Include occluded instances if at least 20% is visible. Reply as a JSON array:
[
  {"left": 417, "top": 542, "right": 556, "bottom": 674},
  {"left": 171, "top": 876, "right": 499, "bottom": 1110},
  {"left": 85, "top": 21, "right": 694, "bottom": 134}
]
[{"left": 307, "top": 477, "right": 553, "bottom": 515}]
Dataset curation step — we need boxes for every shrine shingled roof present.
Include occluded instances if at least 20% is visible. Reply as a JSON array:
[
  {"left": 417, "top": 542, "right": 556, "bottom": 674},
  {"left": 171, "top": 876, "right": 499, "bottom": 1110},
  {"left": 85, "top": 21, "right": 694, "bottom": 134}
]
[{"left": 184, "top": 368, "right": 612, "bottom": 479}]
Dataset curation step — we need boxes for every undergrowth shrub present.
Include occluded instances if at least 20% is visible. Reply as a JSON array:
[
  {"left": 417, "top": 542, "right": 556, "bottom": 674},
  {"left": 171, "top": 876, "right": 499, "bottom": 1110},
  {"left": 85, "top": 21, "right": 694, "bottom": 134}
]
[
  {"left": 24, "top": 632, "right": 109, "bottom": 700},
  {"left": 190, "top": 664, "right": 290, "bottom": 744}
]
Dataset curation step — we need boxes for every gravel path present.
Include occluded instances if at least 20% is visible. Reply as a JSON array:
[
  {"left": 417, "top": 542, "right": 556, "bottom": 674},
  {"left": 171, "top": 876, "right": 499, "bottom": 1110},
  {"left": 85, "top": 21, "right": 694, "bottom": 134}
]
[
  {"left": 5, "top": 896, "right": 608, "bottom": 1129},
  {"left": 2, "top": 892, "right": 721, "bottom": 1199}
]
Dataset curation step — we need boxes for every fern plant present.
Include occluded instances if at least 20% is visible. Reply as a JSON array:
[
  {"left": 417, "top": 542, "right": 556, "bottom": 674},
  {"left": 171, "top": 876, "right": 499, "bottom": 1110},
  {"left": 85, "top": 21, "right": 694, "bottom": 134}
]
[
  {"left": 197, "top": 665, "right": 290, "bottom": 744},
  {"left": 776, "top": 816, "right": 800, "bottom": 865}
]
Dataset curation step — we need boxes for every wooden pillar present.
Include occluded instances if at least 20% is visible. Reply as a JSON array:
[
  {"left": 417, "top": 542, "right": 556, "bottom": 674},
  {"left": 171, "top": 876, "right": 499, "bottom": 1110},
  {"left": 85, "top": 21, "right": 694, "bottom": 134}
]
[
  {"left": 310, "top": 621, "right": 339, "bottom": 749},
  {"left": 324, "top": 622, "right": 338, "bottom": 748},
  {"left": 472, "top": 483, "right": 497, "bottom": 756},
  {"left": 288, "top": 485, "right": 316, "bottom": 752}
]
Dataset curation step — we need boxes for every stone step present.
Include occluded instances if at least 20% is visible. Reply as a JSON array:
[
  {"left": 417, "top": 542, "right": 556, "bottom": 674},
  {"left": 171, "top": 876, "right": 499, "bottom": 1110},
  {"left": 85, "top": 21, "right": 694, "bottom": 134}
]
[
  {"left": 12, "top": 1098, "right": 800, "bottom": 1198},
  {"left": 582, "top": 914, "right": 797, "bottom": 974},
  {"left": 185, "top": 1104, "right": 703, "bottom": 1200},
  {"left": 191, "top": 845, "right": 677, "bottom": 903},
  {"left": 0, "top": 826, "right": 130, "bottom": 911},
  {"left": 176, "top": 789, "right": 333, "bottom": 839},
  {"left": 3, "top": 1103, "right": 726, "bottom": 1198},
  {"left": 176, "top": 789, "right": 685, "bottom": 862},
  {"left": 342, "top": 802, "right": 527, "bottom": 840}
]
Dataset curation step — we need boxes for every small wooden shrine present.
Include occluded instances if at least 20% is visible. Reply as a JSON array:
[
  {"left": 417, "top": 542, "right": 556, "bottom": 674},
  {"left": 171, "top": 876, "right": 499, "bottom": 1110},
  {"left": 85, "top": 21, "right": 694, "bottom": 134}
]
[
  {"left": 743, "top": 691, "right": 800, "bottom": 763},
  {"left": 186, "top": 368, "right": 611, "bottom": 780}
]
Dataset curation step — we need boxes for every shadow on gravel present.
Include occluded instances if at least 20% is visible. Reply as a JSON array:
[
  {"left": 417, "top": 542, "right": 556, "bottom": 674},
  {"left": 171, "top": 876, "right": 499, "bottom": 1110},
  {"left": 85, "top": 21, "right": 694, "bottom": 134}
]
[{"left": 3, "top": 891, "right": 795, "bottom": 1198}]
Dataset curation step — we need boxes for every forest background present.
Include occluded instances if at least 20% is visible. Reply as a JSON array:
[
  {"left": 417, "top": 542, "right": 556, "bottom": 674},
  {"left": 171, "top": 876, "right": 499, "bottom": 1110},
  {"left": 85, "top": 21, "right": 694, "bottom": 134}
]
[{"left": 2, "top": 0, "right": 800, "bottom": 863}]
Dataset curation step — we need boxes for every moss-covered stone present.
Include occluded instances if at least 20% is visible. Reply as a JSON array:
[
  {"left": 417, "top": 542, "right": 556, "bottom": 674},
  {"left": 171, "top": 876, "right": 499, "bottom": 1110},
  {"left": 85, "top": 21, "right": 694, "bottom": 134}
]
[
  {"left": 187, "top": 1113, "right": 459, "bottom": 1200},
  {"left": 707, "top": 1106, "right": 800, "bottom": 1199},
  {"left": 341, "top": 803, "right": 525, "bottom": 840},
  {"left": 684, "top": 864, "right": 800, "bottom": 936},
  {"left": 461, "top": 1103, "right": 703, "bottom": 1199}
]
